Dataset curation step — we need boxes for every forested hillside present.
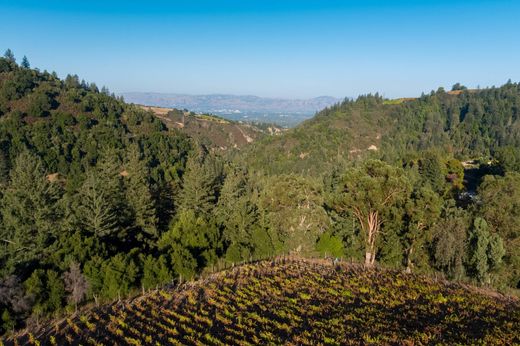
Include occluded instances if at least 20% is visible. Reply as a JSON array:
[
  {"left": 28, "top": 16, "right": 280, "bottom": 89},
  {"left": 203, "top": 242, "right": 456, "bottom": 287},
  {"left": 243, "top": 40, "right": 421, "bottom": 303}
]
[
  {"left": 0, "top": 53, "right": 197, "bottom": 333},
  {"left": 242, "top": 84, "right": 520, "bottom": 175},
  {"left": 1, "top": 51, "right": 519, "bottom": 337}
]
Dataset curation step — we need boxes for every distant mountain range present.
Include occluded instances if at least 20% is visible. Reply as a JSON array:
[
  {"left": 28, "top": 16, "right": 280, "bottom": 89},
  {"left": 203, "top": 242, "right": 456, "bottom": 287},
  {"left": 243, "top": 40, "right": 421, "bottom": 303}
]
[{"left": 119, "top": 92, "right": 340, "bottom": 127}]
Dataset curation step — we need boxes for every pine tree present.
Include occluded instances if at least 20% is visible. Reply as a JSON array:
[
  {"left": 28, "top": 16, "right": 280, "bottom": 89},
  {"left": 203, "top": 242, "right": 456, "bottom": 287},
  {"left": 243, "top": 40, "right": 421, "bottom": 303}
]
[
  {"left": 158, "top": 209, "right": 220, "bottom": 276},
  {"left": 20, "top": 56, "right": 29, "bottom": 69},
  {"left": 468, "top": 218, "right": 506, "bottom": 283},
  {"left": 3, "top": 49, "right": 15, "bottom": 63},
  {"left": 100, "top": 254, "right": 138, "bottom": 300},
  {"left": 75, "top": 147, "right": 127, "bottom": 239},
  {"left": 215, "top": 167, "right": 258, "bottom": 261},
  {"left": 1, "top": 151, "right": 61, "bottom": 271},
  {"left": 179, "top": 146, "right": 223, "bottom": 217},
  {"left": 469, "top": 218, "right": 490, "bottom": 282},
  {"left": 123, "top": 144, "right": 157, "bottom": 240},
  {"left": 76, "top": 172, "right": 119, "bottom": 238},
  {"left": 140, "top": 255, "right": 172, "bottom": 290}
]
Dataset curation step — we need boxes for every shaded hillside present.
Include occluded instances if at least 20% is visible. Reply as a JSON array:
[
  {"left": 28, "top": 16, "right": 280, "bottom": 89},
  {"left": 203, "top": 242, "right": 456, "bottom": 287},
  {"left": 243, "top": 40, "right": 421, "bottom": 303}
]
[
  {"left": 242, "top": 83, "right": 520, "bottom": 175},
  {"left": 5, "top": 258, "right": 519, "bottom": 345},
  {"left": 141, "top": 105, "right": 284, "bottom": 150},
  {"left": 0, "top": 56, "right": 197, "bottom": 335},
  {"left": 0, "top": 59, "right": 192, "bottom": 190}
]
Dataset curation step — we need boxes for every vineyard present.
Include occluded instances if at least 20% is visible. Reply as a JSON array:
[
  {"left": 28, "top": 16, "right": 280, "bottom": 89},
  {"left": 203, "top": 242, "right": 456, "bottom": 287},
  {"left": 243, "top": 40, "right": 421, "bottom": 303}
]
[{"left": 3, "top": 258, "right": 520, "bottom": 345}]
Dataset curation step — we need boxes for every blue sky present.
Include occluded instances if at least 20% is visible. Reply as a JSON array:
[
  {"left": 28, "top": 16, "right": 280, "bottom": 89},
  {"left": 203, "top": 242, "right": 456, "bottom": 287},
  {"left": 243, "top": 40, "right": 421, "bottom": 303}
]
[{"left": 0, "top": 0, "right": 518, "bottom": 98}]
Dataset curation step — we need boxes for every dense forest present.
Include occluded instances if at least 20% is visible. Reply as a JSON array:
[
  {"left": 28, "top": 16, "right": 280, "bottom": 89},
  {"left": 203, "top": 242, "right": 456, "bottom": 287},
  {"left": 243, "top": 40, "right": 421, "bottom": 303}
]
[
  {"left": 0, "top": 50, "right": 519, "bottom": 335},
  {"left": 241, "top": 82, "right": 520, "bottom": 175}
]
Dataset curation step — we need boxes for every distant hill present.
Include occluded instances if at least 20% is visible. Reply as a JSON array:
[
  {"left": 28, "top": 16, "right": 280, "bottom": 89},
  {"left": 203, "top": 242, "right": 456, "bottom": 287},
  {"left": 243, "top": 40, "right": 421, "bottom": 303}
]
[
  {"left": 141, "top": 105, "right": 285, "bottom": 150},
  {"left": 7, "top": 257, "right": 519, "bottom": 345},
  {"left": 120, "top": 92, "right": 340, "bottom": 127}
]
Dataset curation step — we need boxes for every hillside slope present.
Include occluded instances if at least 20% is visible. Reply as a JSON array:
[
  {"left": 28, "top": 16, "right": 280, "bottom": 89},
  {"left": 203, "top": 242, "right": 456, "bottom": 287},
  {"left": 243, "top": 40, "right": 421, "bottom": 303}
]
[
  {"left": 6, "top": 258, "right": 519, "bottom": 345},
  {"left": 141, "top": 105, "right": 283, "bottom": 150},
  {"left": 241, "top": 84, "right": 520, "bottom": 175}
]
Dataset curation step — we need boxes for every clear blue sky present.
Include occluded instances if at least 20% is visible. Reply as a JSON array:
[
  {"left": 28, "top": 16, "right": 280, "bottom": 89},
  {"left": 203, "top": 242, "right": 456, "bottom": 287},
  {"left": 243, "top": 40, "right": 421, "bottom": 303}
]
[{"left": 0, "top": 0, "right": 518, "bottom": 98}]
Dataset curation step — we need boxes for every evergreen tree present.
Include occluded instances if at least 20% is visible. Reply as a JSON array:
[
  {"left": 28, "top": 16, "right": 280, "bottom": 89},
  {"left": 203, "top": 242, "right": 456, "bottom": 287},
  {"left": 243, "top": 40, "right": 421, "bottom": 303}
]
[
  {"left": 20, "top": 56, "right": 29, "bottom": 69},
  {"left": 100, "top": 254, "right": 138, "bottom": 300},
  {"left": 403, "top": 186, "right": 442, "bottom": 272},
  {"left": 74, "top": 147, "right": 128, "bottom": 240},
  {"left": 479, "top": 173, "right": 520, "bottom": 287},
  {"left": 0, "top": 147, "right": 8, "bottom": 187},
  {"left": 432, "top": 202, "right": 470, "bottom": 280},
  {"left": 178, "top": 146, "right": 223, "bottom": 217},
  {"left": 215, "top": 167, "right": 258, "bottom": 261},
  {"left": 3, "top": 49, "right": 15, "bottom": 63},
  {"left": 140, "top": 255, "right": 172, "bottom": 290},
  {"left": 316, "top": 232, "right": 344, "bottom": 258},
  {"left": 76, "top": 172, "right": 119, "bottom": 239},
  {"left": 468, "top": 218, "right": 490, "bottom": 282},
  {"left": 24, "top": 269, "right": 65, "bottom": 316},
  {"left": 419, "top": 152, "right": 445, "bottom": 194},
  {"left": 468, "top": 218, "right": 506, "bottom": 284},
  {"left": 0, "top": 151, "right": 61, "bottom": 272},
  {"left": 123, "top": 144, "right": 158, "bottom": 241},
  {"left": 487, "top": 233, "right": 506, "bottom": 272},
  {"left": 159, "top": 210, "right": 220, "bottom": 277}
]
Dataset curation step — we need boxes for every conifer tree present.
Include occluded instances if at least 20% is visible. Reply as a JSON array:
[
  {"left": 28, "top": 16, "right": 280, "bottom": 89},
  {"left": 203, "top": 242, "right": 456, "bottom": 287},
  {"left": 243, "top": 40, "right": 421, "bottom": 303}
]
[
  {"left": 403, "top": 186, "right": 442, "bottom": 272},
  {"left": 24, "top": 269, "right": 65, "bottom": 316},
  {"left": 3, "top": 49, "right": 15, "bottom": 63},
  {"left": 20, "top": 56, "right": 29, "bottom": 69},
  {"left": 179, "top": 146, "right": 223, "bottom": 217},
  {"left": 468, "top": 218, "right": 506, "bottom": 283},
  {"left": 260, "top": 174, "right": 329, "bottom": 254},
  {"left": 76, "top": 172, "right": 119, "bottom": 238},
  {"left": 140, "top": 255, "right": 172, "bottom": 290},
  {"left": 0, "top": 149, "right": 8, "bottom": 187},
  {"left": 0, "top": 151, "right": 61, "bottom": 271},
  {"left": 100, "top": 254, "right": 138, "bottom": 300},
  {"left": 469, "top": 217, "right": 490, "bottom": 282},
  {"left": 216, "top": 167, "right": 258, "bottom": 261},
  {"left": 432, "top": 202, "right": 470, "bottom": 280},
  {"left": 80, "top": 147, "right": 128, "bottom": 237},
  {"left": 419, "top": 152, "right": 445, "bottom": 194},
  {"left": 159, "top": 210, "right": 220, "bottom": 277},
  {"left": 123, "top": 144, "right": 157, "bottom": 240}
]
